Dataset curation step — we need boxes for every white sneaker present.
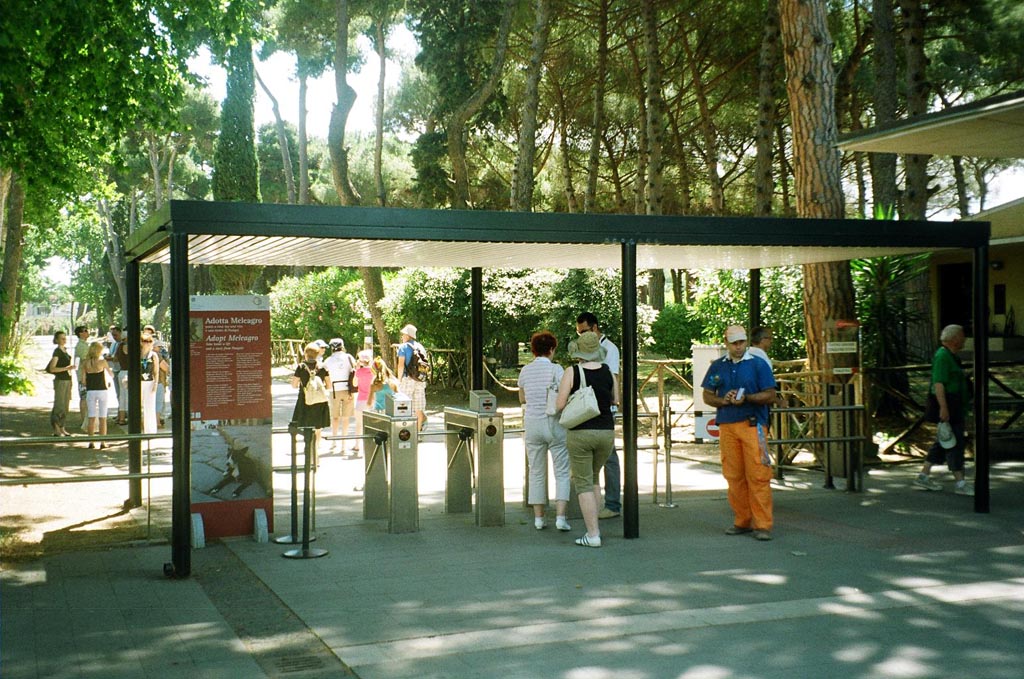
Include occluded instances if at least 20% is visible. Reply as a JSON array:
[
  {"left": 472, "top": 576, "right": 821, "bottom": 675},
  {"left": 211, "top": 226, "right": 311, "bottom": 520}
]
[
  {"left": 555, "top": 517, "right": 571, "bottom": 532},
  {"left": 954, "top": 480, "right": 974, "bottom": 496},
  {"left": 913, "top": 475, "right": 943, "bottom": 491},
  {"left": 534, "top": 517, "right": 546, "bottom": 530}
]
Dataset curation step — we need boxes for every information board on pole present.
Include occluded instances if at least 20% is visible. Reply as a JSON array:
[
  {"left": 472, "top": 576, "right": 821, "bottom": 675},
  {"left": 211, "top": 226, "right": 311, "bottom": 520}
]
[{"left": 189, "top": 295, "right": 274, "bottom": 538}]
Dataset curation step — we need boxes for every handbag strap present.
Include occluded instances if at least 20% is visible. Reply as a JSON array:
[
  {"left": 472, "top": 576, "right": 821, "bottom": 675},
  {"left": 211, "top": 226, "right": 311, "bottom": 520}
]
[{"left": 576, "top": 364, "right": 588, "bottom": 390}]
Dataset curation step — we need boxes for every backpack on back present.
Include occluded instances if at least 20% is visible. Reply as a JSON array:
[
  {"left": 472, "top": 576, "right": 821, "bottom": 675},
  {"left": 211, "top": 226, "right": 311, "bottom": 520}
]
[{"left": 406, "top": 341, "right": 430, "bottom": 382}]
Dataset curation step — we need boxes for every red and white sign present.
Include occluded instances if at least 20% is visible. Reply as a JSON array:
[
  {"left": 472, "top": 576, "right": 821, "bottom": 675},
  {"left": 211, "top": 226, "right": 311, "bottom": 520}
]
[
  {"left": 189, "top": 295, "right": 273, "bottom": 538},
  {"left": 694, "top": 412, "right": 720, "bottom": 442}
]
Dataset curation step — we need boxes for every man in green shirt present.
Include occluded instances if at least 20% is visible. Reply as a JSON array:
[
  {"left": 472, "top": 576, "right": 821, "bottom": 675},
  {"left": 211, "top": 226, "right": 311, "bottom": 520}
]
[{"left": 914, "top": 324, "right": 973, "bottom": 496}]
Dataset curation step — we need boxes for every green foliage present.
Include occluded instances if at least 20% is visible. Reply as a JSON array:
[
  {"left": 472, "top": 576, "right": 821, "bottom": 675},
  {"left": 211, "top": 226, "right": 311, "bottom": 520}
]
[
  {"left": 346, "top": 132, "right": 419, "bottom": 207},
  {"left": 269, "top": 268, "right": 367, "bottom": 347},
  {"left": 647, "top": 269, "right": 806, "bottom": 361},
  {"left": 852, "top": 254, "right": 929, "bottom": 415},
  {"left": 258, "top": 122, "right": 300, "bottom": 203},
  {"left": 377, "top": 268, "right": 652, "bottom": 361},
  {"left": 0, "top": 356, "right": 34, "bottom": 396},
  {"left": 542, "top": 269, "right": 622, "bottom": 353},
  {"left": 408, "top": 0, "right": 510, "bottom": 122},
  {"left": 213, "top": 41, "right": 261, "bottom": 202},
  {"left": 381, "top": 268, "right": 471, "bottom": 349},
  {"left": 410, "top": 131, "right": 452, "bottom": 207},
  {"left": 650, "top": 304, "right": 704, "bottom": 359}
]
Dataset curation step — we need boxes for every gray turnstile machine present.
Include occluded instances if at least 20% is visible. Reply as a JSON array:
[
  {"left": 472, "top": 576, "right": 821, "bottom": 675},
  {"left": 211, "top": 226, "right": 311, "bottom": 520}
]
[
  {"left": 444, "top": 391, "right": 504, "bottom": 527},
  {"left": 361, "top": 393, "right": 419, "bottom": 533}
]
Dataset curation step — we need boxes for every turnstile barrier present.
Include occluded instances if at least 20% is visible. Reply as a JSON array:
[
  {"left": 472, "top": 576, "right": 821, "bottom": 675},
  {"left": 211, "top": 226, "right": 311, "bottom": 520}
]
[
  {"left": 361, "top": 410, "right": 419, "bottom": 533},
  {"left": 444, "top": 406, "right": 504, "bottom": 527}
]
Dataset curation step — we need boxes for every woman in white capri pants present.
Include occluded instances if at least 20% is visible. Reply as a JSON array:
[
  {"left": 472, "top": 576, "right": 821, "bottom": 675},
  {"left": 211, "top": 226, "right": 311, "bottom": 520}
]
[{"left": 517, "top": 330, "right": 571, "bottom": 532}]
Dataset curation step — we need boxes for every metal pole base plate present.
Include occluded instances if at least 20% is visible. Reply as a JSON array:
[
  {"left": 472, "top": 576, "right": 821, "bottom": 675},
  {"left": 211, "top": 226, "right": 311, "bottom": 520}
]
[
  {"left": 274, "top": 534, "right": 316, "bottom": 544},
  {"left": 282, "top": 547, "right": 329, "bottom": 559}
]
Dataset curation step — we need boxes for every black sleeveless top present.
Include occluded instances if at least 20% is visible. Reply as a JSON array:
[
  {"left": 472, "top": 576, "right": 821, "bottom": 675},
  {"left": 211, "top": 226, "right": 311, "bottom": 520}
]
[
  {"left": 86, "top": 370, "right": 107, "bottom": 391},
  {"left": 52, "top": 348, "right": 72, "bottom": 381},
  {"left": 568, "top": 364, "right": 615, "bottom": 430}
]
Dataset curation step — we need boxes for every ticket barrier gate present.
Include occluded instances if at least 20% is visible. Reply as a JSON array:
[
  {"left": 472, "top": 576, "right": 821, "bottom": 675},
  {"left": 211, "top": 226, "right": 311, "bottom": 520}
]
[
  {"left": 361, "top": 406, "right": 419, "bottom": 533},
  {"left": 444, "top": 391, "right": 504, "bottom": 527}
]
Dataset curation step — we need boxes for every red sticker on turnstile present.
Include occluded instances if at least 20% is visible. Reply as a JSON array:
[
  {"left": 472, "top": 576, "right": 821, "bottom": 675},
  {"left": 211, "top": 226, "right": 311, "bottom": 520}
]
[{"left": 706, "top": 418, "right": 720, "bottom": 437}]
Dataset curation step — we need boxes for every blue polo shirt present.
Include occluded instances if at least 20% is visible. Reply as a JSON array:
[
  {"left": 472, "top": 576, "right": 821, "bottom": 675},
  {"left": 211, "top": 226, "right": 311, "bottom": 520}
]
[{"left": 701, "top": 352, "right": 775, "bottom": 426}]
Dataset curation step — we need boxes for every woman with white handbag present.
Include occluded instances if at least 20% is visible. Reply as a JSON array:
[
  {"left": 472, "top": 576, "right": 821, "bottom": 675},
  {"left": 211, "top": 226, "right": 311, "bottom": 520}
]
[
  {"left": 556, "top": 331, "right": 618, "bottom": 548},
  {"left": 517, "top": 331, "right": 571, "bottom": 533}
]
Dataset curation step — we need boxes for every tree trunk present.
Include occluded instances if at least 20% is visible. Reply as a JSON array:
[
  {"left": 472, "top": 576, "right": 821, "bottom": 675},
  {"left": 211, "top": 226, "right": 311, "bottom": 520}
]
[
  {"left": 329, "top": 0, "right": 361, "bottom": 207},
  {"left": 0, "top": 174, "right": 25, "bottom": 353},
  {"left": 255, "top": 68, "right": 296, "bottom": 204},
  {"left": 899, "top": 0, "right": 930, "bottom": 220},
  {"left": 449, "top": 0, "right": 516, "bottom": 209},
  {"left": 96, "top": 195, "right": 128, "bottom": 325},
  {"left": 899, "top": 0, "right": 934, "bottom": 360},
  {"left": 680, "top": 30, "right": 724, "bottom": 214},
  {"left": 146, "top": 134, "right": 172, "bottom": 329},
  {"left": 602, "top": 135, "right": 627, "bottom": 211},
  {"left": 754, "top": 0, "right": 781, "bottom": 217},
  {"left": 871, "top": 0, "right": 898, "bottom": 215},
  {"left": 0, "top": 168, "right": 11, "bottom": 247},
  {"left": 373, "top": 19, "right": 387, "bottom": 207},
  {"left": 648, "top": 269, "right": 665, "bottom": 310},
  {"left": 511, "top": 0, "right": 552, "bottom": 212},
  {"left": 360, "top": 267, "right": 392, "bottom": 367},
  {"left": 583, "top": 0, "right": 608, "bottom": 214},
  {"left": 670, "top": 269, "right": 683, "bottom": 305},
  {"left": 298, "top": 69, "right": 310, "bottom": 204},
  {"left": 642, "top": 0, "right": 664, "bottom": 216},
  {"left": 779, "top": 0, "right": 856, "bottom": 377},
  {"left": 554, "top": 83, "right": 578, "bottom": 212}
]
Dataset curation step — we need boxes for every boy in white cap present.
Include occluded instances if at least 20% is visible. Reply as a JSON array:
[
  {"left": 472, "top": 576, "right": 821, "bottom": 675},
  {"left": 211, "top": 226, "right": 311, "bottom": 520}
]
[{"left": 396, "top": 324, "right": 428, "bottom": 430}]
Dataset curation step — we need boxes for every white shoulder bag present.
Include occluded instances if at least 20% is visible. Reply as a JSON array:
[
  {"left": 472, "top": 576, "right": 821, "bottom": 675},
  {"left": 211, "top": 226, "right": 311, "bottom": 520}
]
[
  {"left": 559, "top": 365, "right": 601, "bottom": 429},
  {"left": 544, "top": 364, "right": 560, "bottom": 416}
]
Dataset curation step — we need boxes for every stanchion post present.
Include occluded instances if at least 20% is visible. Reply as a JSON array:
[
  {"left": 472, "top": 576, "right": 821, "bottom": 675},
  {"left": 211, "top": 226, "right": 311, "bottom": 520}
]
[
  {"left": 284, "top": 427, "right": 328, "bottom": 559},
  {"left": 659, "top": 404, "right": 677, "bottom": 508},
  {"left": 275, "top": 422, "right": 313, "bottom": 545}
]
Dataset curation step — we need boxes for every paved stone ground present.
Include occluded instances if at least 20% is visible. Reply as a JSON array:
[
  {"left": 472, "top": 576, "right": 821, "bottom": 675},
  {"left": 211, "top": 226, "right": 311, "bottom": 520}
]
[{"left": 5, "top": 336, "right": 1024, "bottom": 678}]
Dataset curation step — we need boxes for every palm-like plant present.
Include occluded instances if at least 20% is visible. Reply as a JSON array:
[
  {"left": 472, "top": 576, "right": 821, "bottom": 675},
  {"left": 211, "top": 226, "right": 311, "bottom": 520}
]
[{"left": 852, "top": 253, "right": 929, "bottom": 417}]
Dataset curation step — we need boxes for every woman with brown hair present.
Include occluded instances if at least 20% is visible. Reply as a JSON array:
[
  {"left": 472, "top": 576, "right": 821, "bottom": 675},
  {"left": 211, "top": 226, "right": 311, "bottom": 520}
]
[
  {"left": 46, "top": 331, "right": 75, "bottom": 436},
  {"left": 517, "top": 330, "right": 571, "bottom": 532}
]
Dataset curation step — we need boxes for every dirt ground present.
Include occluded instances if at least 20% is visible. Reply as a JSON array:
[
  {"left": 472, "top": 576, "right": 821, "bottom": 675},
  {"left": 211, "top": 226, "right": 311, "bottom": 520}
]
[{"left": 0, "top": 337, "right": 170, "bottom": 564}]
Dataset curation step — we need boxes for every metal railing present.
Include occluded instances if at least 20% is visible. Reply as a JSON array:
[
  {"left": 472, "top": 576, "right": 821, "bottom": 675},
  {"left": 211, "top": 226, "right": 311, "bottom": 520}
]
[{"left": 1, "top": 431, "right": 174, "bottom": 538}]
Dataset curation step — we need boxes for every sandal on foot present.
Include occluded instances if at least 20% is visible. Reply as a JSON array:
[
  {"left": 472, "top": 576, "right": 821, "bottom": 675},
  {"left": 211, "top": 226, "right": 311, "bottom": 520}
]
[{"left": 575, "top": 534, "right": 601, "bottom": 548}]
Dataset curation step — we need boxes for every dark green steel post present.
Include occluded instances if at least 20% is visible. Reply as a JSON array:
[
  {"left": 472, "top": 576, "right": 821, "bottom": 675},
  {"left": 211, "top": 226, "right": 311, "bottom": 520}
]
[
  {"left": 749, "top": 268, "right": 762, "bottom": 332},
  {"left": 169, "top": 232, "right": 192, "bottom": 576},
  {"left": 973, "top": 243, "right": 989, "bottom": 513},
  {"left": 472, "top": 267, "right": 484, "bottom": 391},
  {"left": 622, "top": 240, "right": 639, "bottom": 539},
  {"left": 126, "top": 260, "right": 142, "bottom": 508}
]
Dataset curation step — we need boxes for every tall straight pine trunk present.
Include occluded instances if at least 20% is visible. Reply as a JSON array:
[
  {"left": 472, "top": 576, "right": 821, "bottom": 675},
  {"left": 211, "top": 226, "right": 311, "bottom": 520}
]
[{"left": 779, "top": 0, "right": 857, "bottom": 378}]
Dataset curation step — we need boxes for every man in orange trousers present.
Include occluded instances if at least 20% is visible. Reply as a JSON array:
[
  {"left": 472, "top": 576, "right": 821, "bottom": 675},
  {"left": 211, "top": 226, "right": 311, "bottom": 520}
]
[{"left": 701, "top": 325, "right": 778, "bottom": 541}]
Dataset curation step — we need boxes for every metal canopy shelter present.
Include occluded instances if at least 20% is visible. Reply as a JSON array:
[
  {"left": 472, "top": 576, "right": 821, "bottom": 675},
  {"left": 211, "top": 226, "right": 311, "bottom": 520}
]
[
  {"left": 837, "top": 89, "right": 1024, "bottom": 158},
  {"left": 125, "top": 200, "right": 991, "bottom": 577},
  {"left": 838, "top": 90, "right": 1024, "bottom": 244}
]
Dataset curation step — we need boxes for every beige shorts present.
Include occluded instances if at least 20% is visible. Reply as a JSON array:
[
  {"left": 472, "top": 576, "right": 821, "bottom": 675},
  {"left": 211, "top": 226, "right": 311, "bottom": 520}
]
[{"left": 329, "top": 389, "right": 354, "bottom": 420}]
